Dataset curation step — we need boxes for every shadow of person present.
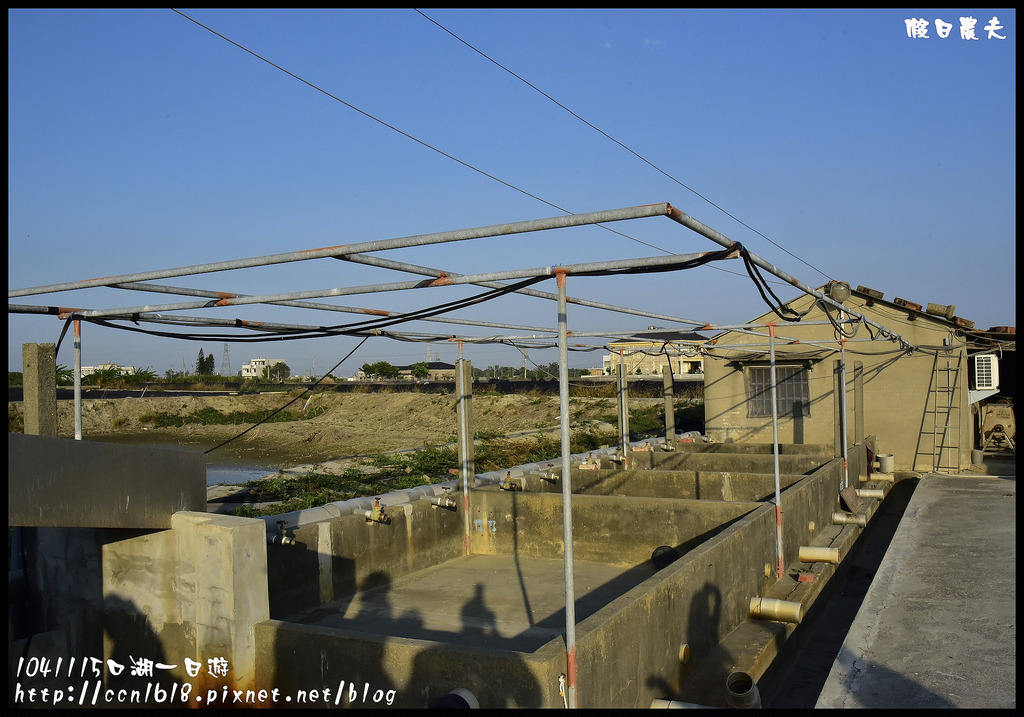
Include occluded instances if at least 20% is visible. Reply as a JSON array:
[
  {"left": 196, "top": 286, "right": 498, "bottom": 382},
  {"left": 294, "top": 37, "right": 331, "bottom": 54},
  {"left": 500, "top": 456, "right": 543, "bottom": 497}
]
[
  {"left": 404, "top": 580, "right": 543, "bottom": 708},
  {"left": 103, "top": 595, "right": 185, "bottom": 705},
  {"left": 459, "top": 583, "right": 498, "bottom": 638}
]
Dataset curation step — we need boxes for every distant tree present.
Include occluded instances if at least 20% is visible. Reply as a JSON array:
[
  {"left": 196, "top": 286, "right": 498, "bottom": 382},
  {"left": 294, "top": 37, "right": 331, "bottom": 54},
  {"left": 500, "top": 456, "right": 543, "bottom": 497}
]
[
  {"left": 9, "top": 372, "right": 23, "bottom": 386},
  {"left": 196, "top": 349, "right": 215, "bottom": 375},
  {"left": 83, "top": 367, "right": 122, "bottom": 387},
  {"left": 130, "top": 367, "right": 157, "bottom": 383},
  {"left": 375, "top": 361, "right": 399, "bottom": 379},
  {"left": 361, "top": 361, "right": 399, "bottom": 379},
  {"left": 267, "top": 361, "right": 290, "bottom": 382},
  {"left": 56, "top": 365, "right": 74, "bottom": 386},
  {"left": 411, "top": 362, "right": 430, "bottom": 380}
]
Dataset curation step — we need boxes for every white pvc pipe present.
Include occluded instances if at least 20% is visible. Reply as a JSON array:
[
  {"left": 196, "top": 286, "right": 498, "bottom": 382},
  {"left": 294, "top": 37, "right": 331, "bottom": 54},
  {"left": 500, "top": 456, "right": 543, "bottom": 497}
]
[
  {"left": 799, "top": 546, "right": 841, "bottom": 564},
  {"left": 750, "top": 597, "right": 803, "bottom": 624},
  {"left": 832, "top": 512, "right": 867, "bottom": 527}
]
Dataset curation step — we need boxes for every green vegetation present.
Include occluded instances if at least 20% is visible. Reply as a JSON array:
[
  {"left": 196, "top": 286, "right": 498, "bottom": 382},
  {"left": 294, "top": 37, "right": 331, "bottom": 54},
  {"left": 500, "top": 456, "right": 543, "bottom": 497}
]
[
  {"left": 229, "top": 425, "right": 627, "bottom": 518},
  {"left": 361, "top": 361, "right": 399, "bottom": 379},
  {"left": 232, "top": 447, "right": 459, "bottom": 517},
  {"left": 139, "top": 403, "right": 324, "bottom": 428},
  {"left": 196, "top": 349, "right": 215, "bottom": 376}
]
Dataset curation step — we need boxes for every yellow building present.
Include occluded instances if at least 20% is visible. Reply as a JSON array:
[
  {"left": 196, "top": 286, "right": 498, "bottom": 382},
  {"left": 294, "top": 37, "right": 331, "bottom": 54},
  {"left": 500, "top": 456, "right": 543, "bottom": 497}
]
[{"left": 603, "top": 330, "right": 706, "bottom": 377}]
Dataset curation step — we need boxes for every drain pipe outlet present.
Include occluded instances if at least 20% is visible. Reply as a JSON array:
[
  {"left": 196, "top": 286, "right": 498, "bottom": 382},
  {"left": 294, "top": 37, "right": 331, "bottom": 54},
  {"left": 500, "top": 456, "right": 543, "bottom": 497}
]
[
  {"left": 428, "top": 687, "right": 478, "bottom": 709},
  {"left": 724, "top": 671, "right": 762, "bottom": 709},
  {"left": 832, "top": 512, "right": 867, "bottom": 527},
  {"left": 749, "top": 597, "right": 803, "bottom": 624},
  {"left": 798, "top": 546, "right": 841, "bottom": 564},
  {"left": 856, "top": 487, "right": 886, "bottom": 500}
]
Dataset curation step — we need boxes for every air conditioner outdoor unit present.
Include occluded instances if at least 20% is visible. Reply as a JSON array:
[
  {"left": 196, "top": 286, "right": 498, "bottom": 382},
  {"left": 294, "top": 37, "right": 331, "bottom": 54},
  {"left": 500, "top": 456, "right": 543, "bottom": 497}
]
[{"left": 971, "top": 354, "right": 999, "bottom": 391}]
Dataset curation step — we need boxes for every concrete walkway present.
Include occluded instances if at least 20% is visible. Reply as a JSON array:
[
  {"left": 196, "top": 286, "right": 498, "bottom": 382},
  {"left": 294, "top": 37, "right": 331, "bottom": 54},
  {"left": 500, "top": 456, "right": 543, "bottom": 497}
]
[{"left": 816, "top": 455, "right": 1016, "bottom": 709}]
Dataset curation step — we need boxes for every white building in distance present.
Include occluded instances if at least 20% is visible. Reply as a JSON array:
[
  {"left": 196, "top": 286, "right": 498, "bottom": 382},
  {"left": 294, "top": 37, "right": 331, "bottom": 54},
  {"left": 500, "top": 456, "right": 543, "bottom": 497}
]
[{"left": 240, "top": 358, "right": 287, "bottom": 378}]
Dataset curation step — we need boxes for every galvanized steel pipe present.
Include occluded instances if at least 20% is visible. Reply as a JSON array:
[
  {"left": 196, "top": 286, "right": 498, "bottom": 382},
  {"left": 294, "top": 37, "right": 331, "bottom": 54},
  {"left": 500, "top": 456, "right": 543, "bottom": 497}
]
[
  {"left": 557, "top": 272, "right": 578, "bottom": 709},
  {"left": 9, "top": 203, "right": 674, "bottom": 298}
]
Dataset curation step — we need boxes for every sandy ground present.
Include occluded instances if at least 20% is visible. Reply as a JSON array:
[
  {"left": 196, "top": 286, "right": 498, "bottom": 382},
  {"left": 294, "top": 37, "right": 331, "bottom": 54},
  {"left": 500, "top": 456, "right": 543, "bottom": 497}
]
[{"left": 9, "top": 390, "right": 638, "bottom": 470}]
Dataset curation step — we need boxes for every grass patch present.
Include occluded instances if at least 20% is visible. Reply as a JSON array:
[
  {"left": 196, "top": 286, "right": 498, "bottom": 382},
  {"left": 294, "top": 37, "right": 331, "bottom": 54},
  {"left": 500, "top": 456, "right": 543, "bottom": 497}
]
[{"left": 139, "top": 405, "right": 325, "bottom": 428}]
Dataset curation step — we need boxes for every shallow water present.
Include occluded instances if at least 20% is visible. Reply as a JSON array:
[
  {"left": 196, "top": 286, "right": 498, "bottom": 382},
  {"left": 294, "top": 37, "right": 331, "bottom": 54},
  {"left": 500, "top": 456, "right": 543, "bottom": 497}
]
[{"left": 89, "top": 433, "right": 286, "bottom": 486}]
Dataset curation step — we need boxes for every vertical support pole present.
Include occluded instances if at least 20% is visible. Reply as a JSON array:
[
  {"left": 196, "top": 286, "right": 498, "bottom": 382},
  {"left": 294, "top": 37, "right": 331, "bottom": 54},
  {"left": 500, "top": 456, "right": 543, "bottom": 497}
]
[
  {"left": 663, "top": 367, "right": 675, "bottom": 449},
  {"left": 853, "top": 361, "right": 865, "bottom": 444},
  {"left": 74, "top": 319, "right": 83, "bottom": 440},
  {"left": 838, "top": 336, "right": 849, "bottom": 490},
  {"left": 617, "top": 362, "right": 629, "bottom": 459},
  {"left": 456, "top": 358, "right": 474, "bottom": 556},
  {"left": 556, "top": 271, "right": 578, "bottom": 709},
  {"left": 768, "top": 326, "right": 784, "bottom": 579}
]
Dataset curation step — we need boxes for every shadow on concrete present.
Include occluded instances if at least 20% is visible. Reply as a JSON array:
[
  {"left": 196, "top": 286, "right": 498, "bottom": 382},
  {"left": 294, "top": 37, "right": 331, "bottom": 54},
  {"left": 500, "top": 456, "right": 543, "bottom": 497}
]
[
  {"left": 816, "top": 646, "right": 957, "bottom": 708},
  {"left": 407, "top": 579, "right": 543, "bottom": 709},
  {"left": 270, "top": 569, "right": 545, "bottom": 708},
  {"left": 645, "top": 580, "right": 723, "bottom": 705},
  {"left": 760, "top": 478, "right": 917, "bottom": 708},
  {"left": 104, "top": 595, "right": 187, "bottom": 703}
]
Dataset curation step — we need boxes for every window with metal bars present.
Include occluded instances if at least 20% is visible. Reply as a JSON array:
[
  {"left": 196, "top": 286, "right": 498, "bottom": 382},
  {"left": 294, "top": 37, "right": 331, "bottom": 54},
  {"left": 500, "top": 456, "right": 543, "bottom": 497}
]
[{"left": 746, "top": 365, "right": 810, "bottom": 417}]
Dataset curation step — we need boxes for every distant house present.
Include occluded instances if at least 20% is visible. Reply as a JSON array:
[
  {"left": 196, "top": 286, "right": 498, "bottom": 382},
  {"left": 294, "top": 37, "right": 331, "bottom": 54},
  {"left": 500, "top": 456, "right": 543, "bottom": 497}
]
[
  {"left": 80, "top": 363, "right": 135, "bottom": 378},
  {"left": 603, "top": 330, "right": 706, "bottom": 376},
  {"left": 241, "top": 358, "right": 286, "bottom": 378},
  {"left": 398, "top": 361, "right": 456, "bottom": 381},
  {"left": 701, "top": 283, "right": 1013, "bottom": 474}
]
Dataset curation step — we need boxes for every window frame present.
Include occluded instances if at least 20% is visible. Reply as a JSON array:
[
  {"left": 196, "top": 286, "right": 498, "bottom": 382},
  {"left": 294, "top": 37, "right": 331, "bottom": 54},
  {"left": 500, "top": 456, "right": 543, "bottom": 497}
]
[{"left": 745, "top": 363, "right": 811, "bottom": 418}]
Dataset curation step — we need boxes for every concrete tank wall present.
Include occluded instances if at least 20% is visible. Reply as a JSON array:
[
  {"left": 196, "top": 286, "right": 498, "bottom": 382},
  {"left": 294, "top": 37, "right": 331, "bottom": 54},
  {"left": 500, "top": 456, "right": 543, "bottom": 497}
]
[
  {"left": 252, "top": 449, "right": 857, "bottom": 708},
  {"left": 267, "top": 497, "right": 466, "bottom": 618},
  {"left": 468, "top": 491, "right": 758, "bottom": 566},
  {"left": 518, "top": 467, "right": 808, "bottom": 501}
]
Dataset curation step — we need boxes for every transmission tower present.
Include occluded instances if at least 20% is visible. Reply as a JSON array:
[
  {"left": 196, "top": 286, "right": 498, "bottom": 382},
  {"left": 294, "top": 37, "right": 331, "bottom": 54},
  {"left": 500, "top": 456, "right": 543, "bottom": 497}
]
[{"left": 222, "top": 343, "right": 231, "bottom": 377}]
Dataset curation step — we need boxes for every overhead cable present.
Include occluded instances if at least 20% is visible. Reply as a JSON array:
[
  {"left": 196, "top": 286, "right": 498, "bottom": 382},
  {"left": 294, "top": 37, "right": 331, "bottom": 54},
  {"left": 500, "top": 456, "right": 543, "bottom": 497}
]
[{"left": 414, "top": 8, "right": 837, "bottom": 284}]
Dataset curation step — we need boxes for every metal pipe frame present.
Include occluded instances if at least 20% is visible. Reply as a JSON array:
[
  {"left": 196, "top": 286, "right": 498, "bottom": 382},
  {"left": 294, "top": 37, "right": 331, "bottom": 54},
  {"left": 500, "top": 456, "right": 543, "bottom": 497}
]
[
  {"left": 60, "top": 250, "right": 733, "bottom": 320},
  {"left": 9, "top": 202, "right": 917, "bottom": 360},
  {"left": 9, "top": 203, "right": 676, "bottom": 299},
  {"left": 556, "top": 272, "right": 578, "bottom": 709}
]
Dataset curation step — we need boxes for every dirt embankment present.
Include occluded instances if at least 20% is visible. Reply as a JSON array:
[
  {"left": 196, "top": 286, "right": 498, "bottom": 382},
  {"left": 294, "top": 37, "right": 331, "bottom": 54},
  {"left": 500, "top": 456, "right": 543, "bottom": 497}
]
[{"left": 9, "top": 391, "right": 639, "bottom": 468}]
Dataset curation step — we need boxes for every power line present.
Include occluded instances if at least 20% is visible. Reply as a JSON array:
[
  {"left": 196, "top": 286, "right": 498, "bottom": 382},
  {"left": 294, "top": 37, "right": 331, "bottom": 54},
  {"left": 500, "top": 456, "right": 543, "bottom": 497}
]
[
  {"left": 170, "top": 9, "right": 670, "bottom": 256},
  {"left": 414, "top": 8, "right": 836, "bottom": 284}
]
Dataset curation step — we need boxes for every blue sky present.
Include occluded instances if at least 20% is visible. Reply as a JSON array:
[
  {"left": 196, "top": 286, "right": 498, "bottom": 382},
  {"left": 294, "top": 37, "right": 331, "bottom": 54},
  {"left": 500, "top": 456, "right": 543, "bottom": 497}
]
[{"left": 8, "top": 9, "right": 1016, "bottom": 377}]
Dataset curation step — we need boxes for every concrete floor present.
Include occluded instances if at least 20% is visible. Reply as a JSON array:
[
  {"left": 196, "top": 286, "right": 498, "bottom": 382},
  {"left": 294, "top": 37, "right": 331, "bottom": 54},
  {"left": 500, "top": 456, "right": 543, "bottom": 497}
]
[{"left": 289, "top": 554, "right": 657, "bottom": 652}]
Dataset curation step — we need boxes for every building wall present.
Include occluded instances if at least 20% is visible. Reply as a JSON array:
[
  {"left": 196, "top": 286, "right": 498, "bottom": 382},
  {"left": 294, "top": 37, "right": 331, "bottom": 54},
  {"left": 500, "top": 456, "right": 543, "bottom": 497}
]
[
  {"left": 603, "top": 346, "right": 703, "bottom": 376},
  {"left": 702, "top": 294, "right": 970, "bottom": 472},
  {"left": 241, "top": 358, "right": 286, "bottom": 378}
]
